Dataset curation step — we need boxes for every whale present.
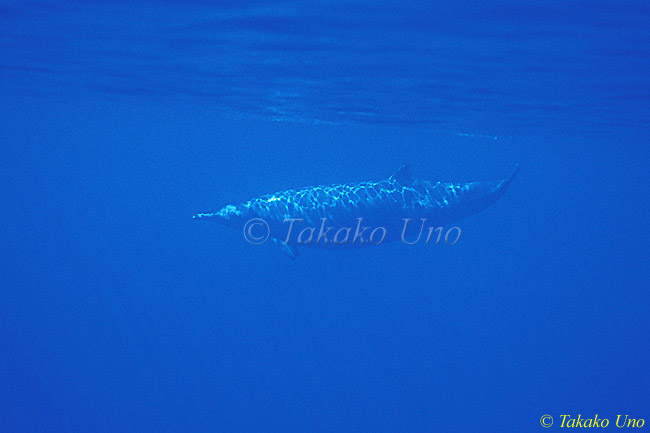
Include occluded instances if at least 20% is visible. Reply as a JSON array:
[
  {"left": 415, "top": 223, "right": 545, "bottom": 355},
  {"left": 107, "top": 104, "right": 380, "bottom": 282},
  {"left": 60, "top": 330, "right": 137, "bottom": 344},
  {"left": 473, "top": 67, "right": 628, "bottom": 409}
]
[{"left": 194, "top": 165, "right": 520, "bottom": 259}]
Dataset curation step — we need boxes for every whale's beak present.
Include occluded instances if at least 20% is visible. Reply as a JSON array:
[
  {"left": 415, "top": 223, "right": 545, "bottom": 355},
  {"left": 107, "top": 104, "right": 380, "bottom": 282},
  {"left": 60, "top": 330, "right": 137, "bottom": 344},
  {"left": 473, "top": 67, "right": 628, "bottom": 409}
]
[{"left": 193, "top": 212, "right": 220, "bottom": 220}]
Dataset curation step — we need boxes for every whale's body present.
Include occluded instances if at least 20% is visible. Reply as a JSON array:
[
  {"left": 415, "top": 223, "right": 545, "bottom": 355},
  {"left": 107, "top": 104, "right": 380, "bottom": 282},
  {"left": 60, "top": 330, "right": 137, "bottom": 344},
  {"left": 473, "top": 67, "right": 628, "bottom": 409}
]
[{"left": 194, "top": 165, "right": 519, "bottom": 259}]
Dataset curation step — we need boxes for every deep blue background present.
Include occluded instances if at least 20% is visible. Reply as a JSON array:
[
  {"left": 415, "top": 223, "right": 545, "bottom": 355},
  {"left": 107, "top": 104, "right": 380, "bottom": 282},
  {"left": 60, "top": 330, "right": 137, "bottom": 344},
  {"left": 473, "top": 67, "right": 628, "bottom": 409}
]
[{"left": 1, "top": 1, "right": 649, "bottom": 432}]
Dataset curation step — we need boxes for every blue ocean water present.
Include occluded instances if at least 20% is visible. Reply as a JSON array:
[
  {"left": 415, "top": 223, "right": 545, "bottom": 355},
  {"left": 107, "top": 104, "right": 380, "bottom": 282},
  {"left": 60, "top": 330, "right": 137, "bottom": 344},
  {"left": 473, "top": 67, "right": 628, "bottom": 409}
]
[{"left": 1, "top": 1, "right": 649, "bottom": 432}]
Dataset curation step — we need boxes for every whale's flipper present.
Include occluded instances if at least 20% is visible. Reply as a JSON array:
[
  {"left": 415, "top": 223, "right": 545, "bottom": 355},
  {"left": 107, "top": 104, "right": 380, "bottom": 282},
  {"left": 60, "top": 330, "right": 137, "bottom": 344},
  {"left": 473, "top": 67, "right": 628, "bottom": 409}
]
[{"left": 273, "top": 238, "right": 299, "bottom": 260}]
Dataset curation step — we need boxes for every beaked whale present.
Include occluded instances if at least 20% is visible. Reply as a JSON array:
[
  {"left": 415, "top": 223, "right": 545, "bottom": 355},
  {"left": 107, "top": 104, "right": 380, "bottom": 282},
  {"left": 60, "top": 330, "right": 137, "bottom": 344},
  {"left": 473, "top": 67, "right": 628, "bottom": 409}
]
[{"left": 194, "top": 165, "right": 520, "bottom": 259}]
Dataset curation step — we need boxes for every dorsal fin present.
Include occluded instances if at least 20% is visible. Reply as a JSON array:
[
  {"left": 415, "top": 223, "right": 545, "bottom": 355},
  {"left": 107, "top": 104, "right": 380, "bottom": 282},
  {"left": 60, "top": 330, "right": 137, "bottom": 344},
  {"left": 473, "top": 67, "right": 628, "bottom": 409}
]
[{"left": 389, "top": 164, "right": 414, "bottom": 186}]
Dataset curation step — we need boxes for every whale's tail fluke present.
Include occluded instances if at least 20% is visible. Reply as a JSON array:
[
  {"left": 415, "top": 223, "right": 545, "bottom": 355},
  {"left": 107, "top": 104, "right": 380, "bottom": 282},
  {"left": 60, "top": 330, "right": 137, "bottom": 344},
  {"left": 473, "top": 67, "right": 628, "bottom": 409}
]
[
  {"left": 433, "top": 165, "right": 519, "bottom": 225},
  {"left": 496, "top": 164, "right": 521, "bottom": 194}
]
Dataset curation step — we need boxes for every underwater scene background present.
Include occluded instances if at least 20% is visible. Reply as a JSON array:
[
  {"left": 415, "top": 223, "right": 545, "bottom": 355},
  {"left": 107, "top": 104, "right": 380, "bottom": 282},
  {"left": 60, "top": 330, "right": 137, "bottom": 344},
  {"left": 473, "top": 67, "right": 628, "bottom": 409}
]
[{"left": 1, "top": 1, "right": 649, "bottom": 431}]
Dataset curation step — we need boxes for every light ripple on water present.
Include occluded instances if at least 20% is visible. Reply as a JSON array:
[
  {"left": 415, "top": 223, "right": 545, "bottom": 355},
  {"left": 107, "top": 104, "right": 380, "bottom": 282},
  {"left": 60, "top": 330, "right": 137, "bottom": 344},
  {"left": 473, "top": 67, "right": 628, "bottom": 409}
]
[{"left": 2, "top": 0, "right": 648, "bottom": 133}]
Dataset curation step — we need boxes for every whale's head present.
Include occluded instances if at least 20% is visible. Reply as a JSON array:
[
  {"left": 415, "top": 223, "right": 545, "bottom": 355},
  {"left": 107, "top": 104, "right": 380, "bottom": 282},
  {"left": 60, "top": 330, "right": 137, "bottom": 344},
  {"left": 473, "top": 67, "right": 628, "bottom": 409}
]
[
  {"left": 193, "top": 203, "right": 251, "bottom": 229},
  {"left": 217, "top": 204, "right": 244, "bottom": 220}
]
